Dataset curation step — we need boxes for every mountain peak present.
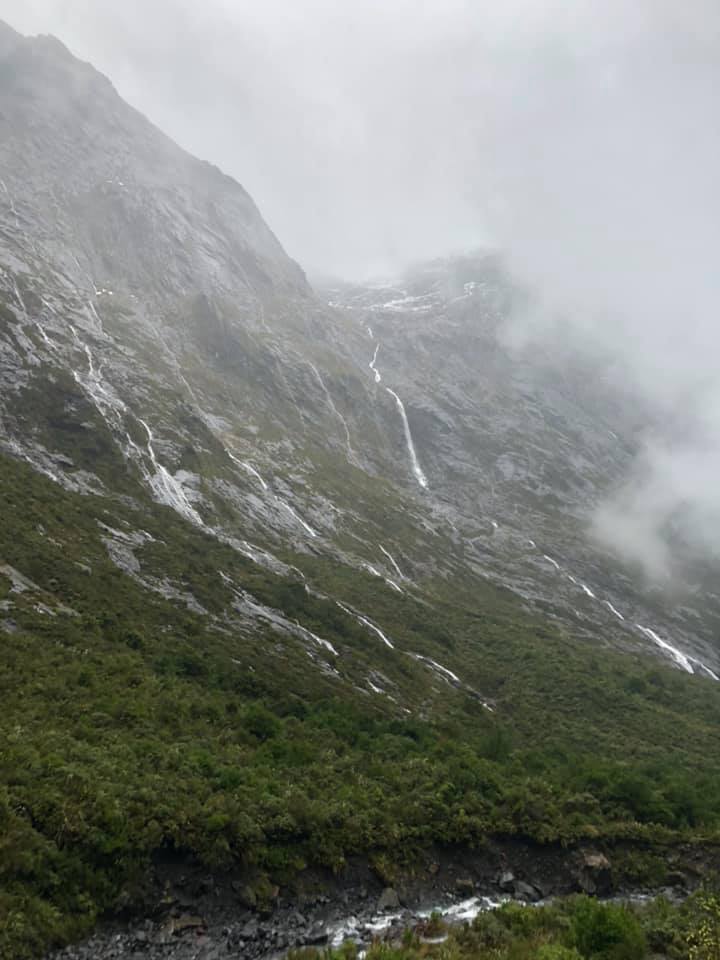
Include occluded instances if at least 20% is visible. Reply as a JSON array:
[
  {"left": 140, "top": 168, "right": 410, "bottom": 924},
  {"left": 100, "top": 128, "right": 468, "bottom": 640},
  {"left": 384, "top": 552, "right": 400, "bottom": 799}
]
[
  {"left": 0, "top": 18, "right": 20, "bottom": 56},
  {"left": 0, "top": 24, "right": 308, "bottom": 305}
]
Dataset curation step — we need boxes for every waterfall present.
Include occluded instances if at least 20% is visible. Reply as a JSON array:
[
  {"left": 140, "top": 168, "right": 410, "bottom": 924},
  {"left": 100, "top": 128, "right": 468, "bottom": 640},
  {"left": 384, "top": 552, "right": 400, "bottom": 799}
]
[{"left": 385, "top": 387, "right": 428, "bottom": 489}]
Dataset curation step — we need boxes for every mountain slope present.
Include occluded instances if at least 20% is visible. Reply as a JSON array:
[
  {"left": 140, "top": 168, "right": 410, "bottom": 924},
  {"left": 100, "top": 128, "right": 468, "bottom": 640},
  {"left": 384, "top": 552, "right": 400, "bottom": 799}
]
[{"left": 1, "top": 22, "right": 720, "bottom": 959}]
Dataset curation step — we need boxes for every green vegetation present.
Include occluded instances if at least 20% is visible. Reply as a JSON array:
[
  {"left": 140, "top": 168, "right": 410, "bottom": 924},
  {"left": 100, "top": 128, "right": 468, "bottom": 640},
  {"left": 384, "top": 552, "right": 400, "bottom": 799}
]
[
  {"left": 2, "top": 449, "right": 720, "bottom": 958},
  {"left": 294, "top": 892, "right": 720, "bottom": 960}
]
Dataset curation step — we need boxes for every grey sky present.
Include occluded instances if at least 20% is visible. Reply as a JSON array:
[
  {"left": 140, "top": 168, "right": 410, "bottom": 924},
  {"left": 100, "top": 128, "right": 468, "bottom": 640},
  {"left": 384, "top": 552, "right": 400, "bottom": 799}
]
[
  {"left": 4, "top": 0, "right": 720, "bottom": 577},
  {"left": 5, "top": 2, "right": 719, "bottom": 277}
]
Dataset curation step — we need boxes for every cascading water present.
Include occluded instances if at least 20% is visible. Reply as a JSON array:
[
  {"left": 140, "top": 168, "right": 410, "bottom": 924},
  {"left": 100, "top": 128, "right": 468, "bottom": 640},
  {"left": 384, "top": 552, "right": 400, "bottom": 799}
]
[{"left": 385, "top": 387, "right": 428, "bottom": 489}]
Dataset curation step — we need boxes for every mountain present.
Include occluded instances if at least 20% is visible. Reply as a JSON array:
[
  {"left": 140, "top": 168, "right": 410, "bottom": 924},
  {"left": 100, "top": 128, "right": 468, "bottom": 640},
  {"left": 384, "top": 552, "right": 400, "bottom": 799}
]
[{"left": 1, "top": 22, "right": 720, "bottom": 959}]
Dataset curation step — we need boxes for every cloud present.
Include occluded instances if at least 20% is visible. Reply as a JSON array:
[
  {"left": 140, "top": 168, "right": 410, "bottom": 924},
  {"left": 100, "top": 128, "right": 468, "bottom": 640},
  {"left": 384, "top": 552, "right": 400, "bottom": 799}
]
[{"left": 468, "top": 1, "right": 720, "bottom": 580}]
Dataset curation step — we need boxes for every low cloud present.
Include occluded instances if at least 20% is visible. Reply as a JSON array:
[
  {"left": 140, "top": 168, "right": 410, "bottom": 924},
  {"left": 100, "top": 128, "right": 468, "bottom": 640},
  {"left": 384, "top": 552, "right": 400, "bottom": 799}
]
[{"left": 5, "top": 0, "right": 720, "bottom": 577}]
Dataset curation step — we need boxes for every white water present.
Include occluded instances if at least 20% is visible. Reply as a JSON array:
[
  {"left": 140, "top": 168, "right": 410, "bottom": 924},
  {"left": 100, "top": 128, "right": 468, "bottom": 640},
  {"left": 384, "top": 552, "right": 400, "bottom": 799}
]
[
  {"left": 295, "top": 621, "right": 338, "bottom": 656},
  {"left": 336, "top": 601, "right": 394, "bottom": 649},
  {"left": 636, "top": 625, "right": 694, "bottom": 674},
  {"left": 374, "top": 293, "right": 435, "bottom": 313},
  {"left": 415, "top": 654, "right": 461, "bottom": 685},
  {"left": 66, "top": 325, "right": 130, "bottom": 448},
  {"left": 369, "top": 343, "right": 382, "bottom": 383},
  {"left": 366, "top": 334, "right": 427, "bottom": 489},
  {"left": 222, "top": 572, "right": 336, "bottom": 661},
  {"left": 328, "top": 894, "right": 507, "bottom": 949},
  {"left": 11, "top": 280, "right": 27, "bottom": 321},
  {"left": 35, "top": 320, "right": 53, "bottom": 349},
  {"left": 226, "top": 447, "right": 318, "bottom": 538},
  {"left": 10, "top": 280, "right": 40, "bottom": 365},
  {"left": 420, "top": 895, "right": 507, "bottom": 923},
  {"left": 542, "top": 554, "right": 560, "bottom": 570},
  {"left": 86, "top": 298, "right": 102, "bottom": 326},
  {"left": 137, "top": 418, "right": 204, "bottom": 526},
  {"left": 278, "top": 501, "right": 318, "bottom": 538},
  {"left": 11, "top": 278, "right": 58, "bottom": 356},
  {"left": 690, "top": 659, "right": 720, "bottom": 682},
  {"left": 604, "top": 600, "right": 625, "bottom": 621},
  {"left": 385, "top": 387, "right": 428, "bottom": 489},
  {"left": 362, "top": 562, "right": 402, "bottom": 593},
  {"left": 226, "top": 449, "right": 269, "bottom": 490},
  {"left": 307, "top": 361, "right": 357, "bottom": 464},
  {"left": 379, "top": 544, "right": 405, "bottom": 580},
  {"left": 580, "top": 583, "right": 596, "bottom": 599}
]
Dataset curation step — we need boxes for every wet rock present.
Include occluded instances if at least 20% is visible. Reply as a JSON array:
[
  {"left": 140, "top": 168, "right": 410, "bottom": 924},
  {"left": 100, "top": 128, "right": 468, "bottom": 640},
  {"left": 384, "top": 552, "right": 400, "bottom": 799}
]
[
  {"left": 240, "top": 918, "right": 259, "bottom": 940},
  {"left": 303, "top": 923, "right": 329, "bottom": 945},
  {"left": 173, "top": 913, "right": 205, "bottom": 933},
  {"left": 577, "top": 851, "right": 612, "bottom": 895},
  {"left": 455, "top": 877, "right": 475, "bottom": 896},
  {"left": 498, "top": 870, "right": 515, "bottom": 891},
  {"left": 377, "top": 887, "right": 401, "bottom": 912},
  {"left": 152, "top": 919, "right": 176, "bottom": 944},
  {"left": 513, "top": 881, "right": 541, "bottom": 903}
]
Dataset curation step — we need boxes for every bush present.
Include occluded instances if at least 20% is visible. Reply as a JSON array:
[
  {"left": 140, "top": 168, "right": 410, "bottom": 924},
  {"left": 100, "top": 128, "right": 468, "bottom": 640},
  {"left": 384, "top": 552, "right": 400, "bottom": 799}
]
[
  {"left": 685, "top": 892, "right": 720, "bottom": 960},
  {"left": 570, "top": 897, "right": 646, "bottom": 959},
  {"left": 537, "top": 947, "right": 583, "bottom": 960}
]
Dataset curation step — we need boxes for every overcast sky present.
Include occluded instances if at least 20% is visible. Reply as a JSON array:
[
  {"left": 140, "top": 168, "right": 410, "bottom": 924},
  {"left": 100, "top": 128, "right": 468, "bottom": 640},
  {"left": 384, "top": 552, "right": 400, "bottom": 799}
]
[
  {"left": 4, "top": 0, "right": 712, "bottom": 278},
  {"left": 4, "top": 3, "right": 719, "bottom": 275},
  {"left": 4, "top": 0, "right": 720, "bottom": 578}
]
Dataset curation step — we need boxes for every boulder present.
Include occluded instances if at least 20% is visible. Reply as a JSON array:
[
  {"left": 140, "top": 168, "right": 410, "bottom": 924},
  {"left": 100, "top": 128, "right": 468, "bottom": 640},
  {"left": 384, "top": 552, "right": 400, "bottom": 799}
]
[
  {"left": 513, "top": 881, "right": 541, "bottom": 903},
  {"left": 577, "top": 851, "right": 612, "bottom": 895},
  {"left": 498, "top": 870, "right": 515, "bottom": 891},
  {"left": 455, "top": 877, "right": 475, "bottom": 896},
  {"left": 377, "top": 887, "right": 401, "bottom": 912},
  {"left": 240, "top": 918, "right": 259, "bottom": 940},
  {"left": 303, "top": 923, "right": 329, "bottom": 945},
  {"left": 173, "top": 913, "right": 205, "bottom": 933}
]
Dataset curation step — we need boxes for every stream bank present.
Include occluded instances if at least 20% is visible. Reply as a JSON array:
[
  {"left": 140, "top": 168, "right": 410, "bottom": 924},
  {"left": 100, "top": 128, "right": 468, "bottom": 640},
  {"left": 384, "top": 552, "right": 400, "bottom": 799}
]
[{"left": 49, "top": 838, "right": 716, "bottom": 959}]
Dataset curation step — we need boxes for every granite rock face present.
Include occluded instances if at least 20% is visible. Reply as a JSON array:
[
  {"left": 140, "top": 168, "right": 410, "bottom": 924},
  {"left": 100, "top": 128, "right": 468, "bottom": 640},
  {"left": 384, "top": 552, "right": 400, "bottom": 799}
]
[{"left": 0, "top": 18, "right": 718, "bottom": 697}]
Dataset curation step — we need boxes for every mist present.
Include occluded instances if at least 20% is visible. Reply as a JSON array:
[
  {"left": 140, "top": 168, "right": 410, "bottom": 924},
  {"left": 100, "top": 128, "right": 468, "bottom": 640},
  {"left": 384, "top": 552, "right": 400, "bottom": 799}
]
[{"left": 5, "top": 0, "right": 720, "bottom": 579}]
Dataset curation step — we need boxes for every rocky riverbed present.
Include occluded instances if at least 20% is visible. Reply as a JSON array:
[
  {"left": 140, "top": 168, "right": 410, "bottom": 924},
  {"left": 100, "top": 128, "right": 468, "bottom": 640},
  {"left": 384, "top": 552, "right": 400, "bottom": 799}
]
[{"left": 48, "top": 842, "right": 704, "bottom": 960}]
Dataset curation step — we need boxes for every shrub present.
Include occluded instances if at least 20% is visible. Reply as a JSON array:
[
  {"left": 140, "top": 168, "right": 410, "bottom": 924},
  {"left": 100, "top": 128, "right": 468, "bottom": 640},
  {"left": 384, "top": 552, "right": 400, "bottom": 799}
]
[{"left": 569, "top": 897, "right": 646, "bottom": 959}]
